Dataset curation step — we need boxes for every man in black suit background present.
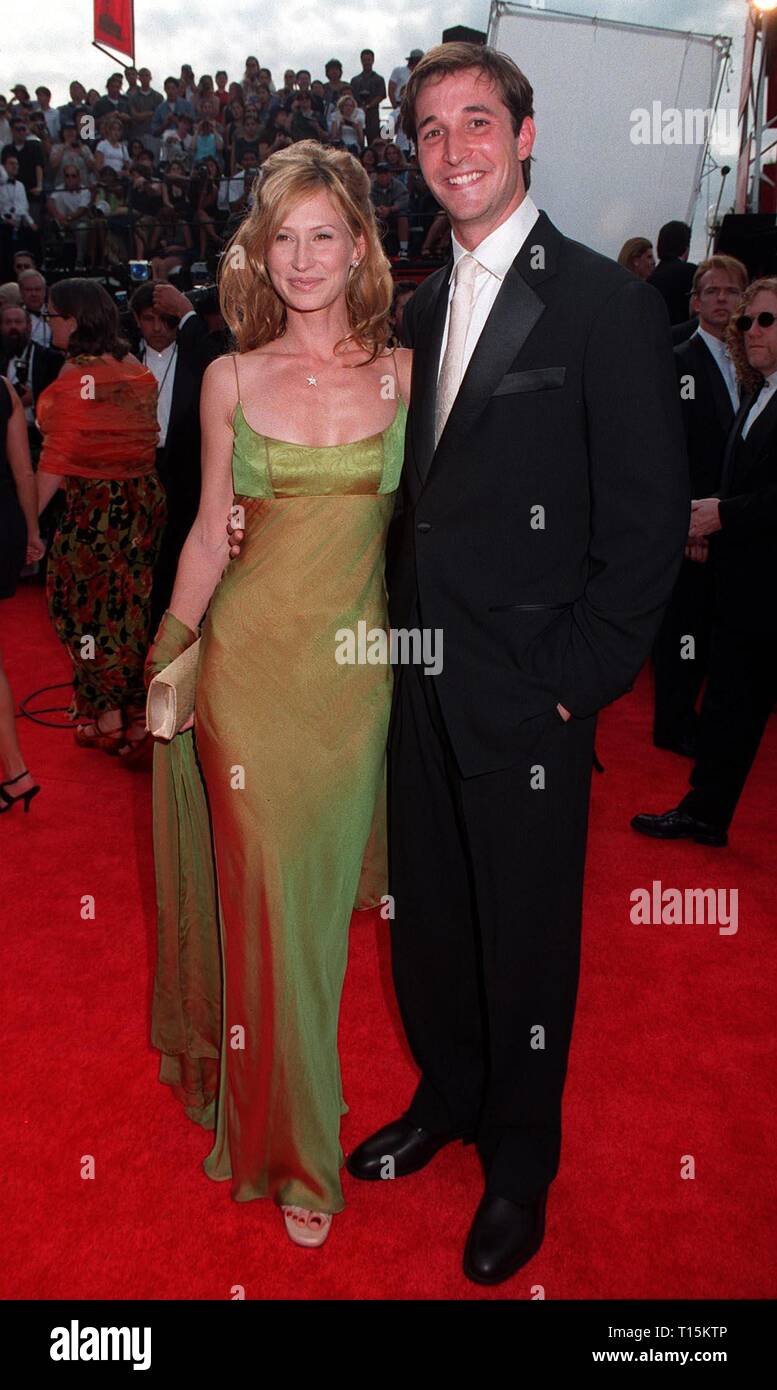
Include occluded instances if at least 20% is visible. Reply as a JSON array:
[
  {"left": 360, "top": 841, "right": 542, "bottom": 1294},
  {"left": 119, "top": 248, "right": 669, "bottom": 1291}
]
[
  {"left": 346, "top": 43, "right": 690, "bottom": 1283},
  {"left": 0, "top": 300, "right": 63, "bottom": 462},
  {"left": 131, "top": 281, "right": 222, "bottom": 631},
  {"left": 648, "top": 220, "right": 697, "bottom": 326},
  {"left": 634, "top": 278, "right": 777, "bottom": 848},
  {"left": 653, "top": 254, "right": 747, "bottom": 756},
  {"left": 0, "top": 298, "right": 64, "bottom": 577}
]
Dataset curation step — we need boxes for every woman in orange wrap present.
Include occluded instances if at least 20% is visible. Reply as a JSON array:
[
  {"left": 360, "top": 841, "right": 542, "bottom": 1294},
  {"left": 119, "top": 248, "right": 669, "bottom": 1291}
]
[{"left": 36, "top": 278, "right": 165, "bottom": 762}]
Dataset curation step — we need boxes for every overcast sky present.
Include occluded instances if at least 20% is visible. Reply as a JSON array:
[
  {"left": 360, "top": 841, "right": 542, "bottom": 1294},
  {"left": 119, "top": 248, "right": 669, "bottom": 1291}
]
[
  {"left": 2, "top": 0, "right": 747, "bottom": 106},
  {"left": 2, "top": 0, "right": 752, "bottom": 249}
]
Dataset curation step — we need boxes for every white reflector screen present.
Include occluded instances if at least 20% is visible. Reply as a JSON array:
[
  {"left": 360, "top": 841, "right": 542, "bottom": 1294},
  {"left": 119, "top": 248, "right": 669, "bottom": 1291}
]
[{"left": 488, "top": 3, "right": 726, "bottom": 257}]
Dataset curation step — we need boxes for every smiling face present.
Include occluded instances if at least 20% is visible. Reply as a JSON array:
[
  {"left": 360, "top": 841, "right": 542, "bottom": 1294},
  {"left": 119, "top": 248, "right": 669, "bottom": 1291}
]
[
  {"left": 265, "top": 189, "right": 364, "bottom": 314},
  {"left": 742, "top": 289, "right": 777, "bottom": 378},
  {"left": 414, "top": 67, "right": 535, "bottom": 248}
]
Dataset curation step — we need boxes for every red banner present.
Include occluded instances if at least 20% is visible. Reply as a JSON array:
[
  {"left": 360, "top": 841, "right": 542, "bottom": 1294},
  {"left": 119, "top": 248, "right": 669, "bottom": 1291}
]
[{"left": 93, "top": 0, "right": 135, "bottom": 65}]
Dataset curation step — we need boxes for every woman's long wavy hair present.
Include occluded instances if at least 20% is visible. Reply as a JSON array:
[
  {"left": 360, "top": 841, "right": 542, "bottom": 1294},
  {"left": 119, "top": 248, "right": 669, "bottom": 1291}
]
[
  {"left": 726, "top": 276, "right": 777, "bottom": 395},
  {"left": 219, "top": 139, "right": 394, "bottom": 364}
]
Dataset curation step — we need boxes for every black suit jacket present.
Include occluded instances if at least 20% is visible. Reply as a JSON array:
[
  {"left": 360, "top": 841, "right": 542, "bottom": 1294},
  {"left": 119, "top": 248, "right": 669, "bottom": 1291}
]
[
  {"left": 146, "top": 313, "right": 222, "bottom": 533},
  {"left": 674, "top": 334, "right": 736, "bottom": 496},
  {"left": 713, "top": 384, "right": 777, "bottom": 635},
  {"left": 0, "top": 342, "right": 63, "bottom": 404},
  {"left": 30, "top": 343, "right": 64, "bottom": 404},
  {"left": 671, "top": 315, "right": 699, "bottom": 345},
  {"left": 648, "top": 257, "right": 697, "bottom": 326},
  {"left": 0, "top": 342, "right": 64, "bottom": 451},
  {"left": 389, "top": 211, "right": 690, "bottom": 777}
]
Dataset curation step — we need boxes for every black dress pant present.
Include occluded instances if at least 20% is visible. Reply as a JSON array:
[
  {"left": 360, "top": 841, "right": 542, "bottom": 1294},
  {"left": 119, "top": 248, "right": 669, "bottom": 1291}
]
[
  {"left": 387, "top": 658, "right": 597, "bottom": 1202},
  {"left": 150, "top": 516, "right": 186, "bottom": 636},
  {"left": 652, "top": 556, "right": 714, "bottom": 741},
  {"left": 149, "top": 450, "right": 197, "bottom": 636},
  {"left": 680, "top": 619, "right": 777, "bottom": 830}
]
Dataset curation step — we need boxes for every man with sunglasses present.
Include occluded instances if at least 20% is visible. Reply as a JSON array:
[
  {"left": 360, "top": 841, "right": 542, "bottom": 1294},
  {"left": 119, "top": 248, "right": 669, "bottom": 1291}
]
[{"left": 634, "top": 279, "right": 777, "bottom": 847}]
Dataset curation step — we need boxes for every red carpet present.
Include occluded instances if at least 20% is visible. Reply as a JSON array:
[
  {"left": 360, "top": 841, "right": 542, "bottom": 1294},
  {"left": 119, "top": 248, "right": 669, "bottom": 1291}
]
[{"left": 2, "top": 582, "right": 775, "bottom": 1300}]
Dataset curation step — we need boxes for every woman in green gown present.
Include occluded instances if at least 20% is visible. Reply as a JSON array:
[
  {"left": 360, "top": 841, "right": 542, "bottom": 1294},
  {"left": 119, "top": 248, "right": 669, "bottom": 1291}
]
[{"left": 146, "top": 140, "right": 411, "bottom": 1246}]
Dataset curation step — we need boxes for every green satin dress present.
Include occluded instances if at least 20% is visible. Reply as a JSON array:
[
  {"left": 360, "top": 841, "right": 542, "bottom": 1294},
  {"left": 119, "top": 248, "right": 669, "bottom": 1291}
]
[{"left": 150, "top": 374, "right": 407, "bottom": 1216}]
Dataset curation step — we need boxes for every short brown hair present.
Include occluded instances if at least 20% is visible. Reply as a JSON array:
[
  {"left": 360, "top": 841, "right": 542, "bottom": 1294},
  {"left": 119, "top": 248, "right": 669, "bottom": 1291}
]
[
  {"left": 399, "top": 42, "right": 534, "bottom": 189},
  {"left": 49, "top": 277, "right": 130, "bottom": 360},
  {"left": 692, "top": 254, "right": 748, "bottom": 298}
]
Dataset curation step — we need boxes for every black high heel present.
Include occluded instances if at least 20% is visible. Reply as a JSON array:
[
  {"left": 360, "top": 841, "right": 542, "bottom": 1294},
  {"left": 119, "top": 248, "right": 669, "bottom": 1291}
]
[{"left": 0, "top": 771, "right": 41, "bottom": 814}]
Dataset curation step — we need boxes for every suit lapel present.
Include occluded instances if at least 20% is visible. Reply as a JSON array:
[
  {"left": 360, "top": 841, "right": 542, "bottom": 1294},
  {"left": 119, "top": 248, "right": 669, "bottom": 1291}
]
[
  {"left": 411, "top": 261, "right": 451, "bottom": 486},
  {"left": 692, "top": 335, "right": 735, "bottom": 437},
  {"left": 735, "top": 379, "right": 777, "bottom": 465},
  {"left": 166, "top": 347, "right": 184, "bottom": 440},
  {"left": 720, "top": 386, "right": 761, "bottom": 496},
  {"left": 417, "top": 210, "right": 558, "bottom": 495}
]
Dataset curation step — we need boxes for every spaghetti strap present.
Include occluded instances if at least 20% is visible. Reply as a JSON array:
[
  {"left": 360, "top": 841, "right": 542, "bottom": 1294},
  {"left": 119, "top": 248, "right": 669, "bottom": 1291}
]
[
  {"left": 390, "top": 347, "right": 400, "bottom": 403},
  {"left": 232, "top": 352, "right": 241, "bottom": 404}
]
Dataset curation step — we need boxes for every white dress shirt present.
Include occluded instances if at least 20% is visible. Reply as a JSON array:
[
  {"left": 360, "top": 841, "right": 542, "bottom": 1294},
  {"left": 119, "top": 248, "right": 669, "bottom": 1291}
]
[
  {"left": 695, "top": 326, "right": 739, "bottom": 411},
  {"left": 740, "top": 366, "right": 777, "bottom": 439},
  {"left": 0, "top": 177, "right": 34, "bottom": 226},
  {"left": 141, "top": 310, "right": 194, "bottom": 447},
  {"left": 437, "top": 194, "right": 540, "bottom": 385},
  {"left": 28, "top": 312, "right": 51, "bottom": 348}
]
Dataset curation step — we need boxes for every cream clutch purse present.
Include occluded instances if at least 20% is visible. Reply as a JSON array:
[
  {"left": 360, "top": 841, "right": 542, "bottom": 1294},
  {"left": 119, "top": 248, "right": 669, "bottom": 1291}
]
[{"left": 146, "top": 639, "right": 201, "bottom": 740}]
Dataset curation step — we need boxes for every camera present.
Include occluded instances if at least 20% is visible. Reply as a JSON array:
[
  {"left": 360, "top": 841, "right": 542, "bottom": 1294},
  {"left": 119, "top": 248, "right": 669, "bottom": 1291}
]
[{"left": 128, "top": 260, "right": 151, "bottom": 283}]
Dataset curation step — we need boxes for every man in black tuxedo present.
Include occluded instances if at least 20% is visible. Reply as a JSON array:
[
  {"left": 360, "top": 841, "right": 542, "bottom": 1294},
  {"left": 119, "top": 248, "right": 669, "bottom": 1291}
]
[
  {"left": 346, "top": 44, "right": 690, "bottom": 1283},
  {"left": 634, "top": 279, "right": 777, "bottom": 848},
  {"left": 648, "top": 220, "right": 697, "bottom": 326},
  {"left": 131, "top": 281, "right": 222, "bottom": 631},
  {"left": 0, "top": 300, "right": 63, "bottom": 460},
  {"left": 653, "top": 255, "right": 747, "bottom": 756}
]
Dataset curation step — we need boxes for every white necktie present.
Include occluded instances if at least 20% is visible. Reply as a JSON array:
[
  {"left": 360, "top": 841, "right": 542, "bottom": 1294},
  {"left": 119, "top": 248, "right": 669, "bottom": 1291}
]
[{"left": 435, "top": 252, "right": 478, "bottom": 447}]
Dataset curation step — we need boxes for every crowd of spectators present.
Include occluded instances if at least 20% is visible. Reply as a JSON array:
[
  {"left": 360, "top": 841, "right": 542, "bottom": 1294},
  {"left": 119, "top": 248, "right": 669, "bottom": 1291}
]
[{"left": 0, "top": 49, "right": 449, "bottom": 282}]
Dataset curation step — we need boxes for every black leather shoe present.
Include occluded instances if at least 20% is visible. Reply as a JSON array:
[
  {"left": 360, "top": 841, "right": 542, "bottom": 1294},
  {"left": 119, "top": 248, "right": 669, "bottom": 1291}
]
[
  {"left": 346, "top": 1116, "right": 460, "bottom": 1181},
  {"left": 463, "top": 1190, "right": 548, "bottom": 1285},
  {"left": 630, "top": 807, "right": 727, "bottom": 846}
]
